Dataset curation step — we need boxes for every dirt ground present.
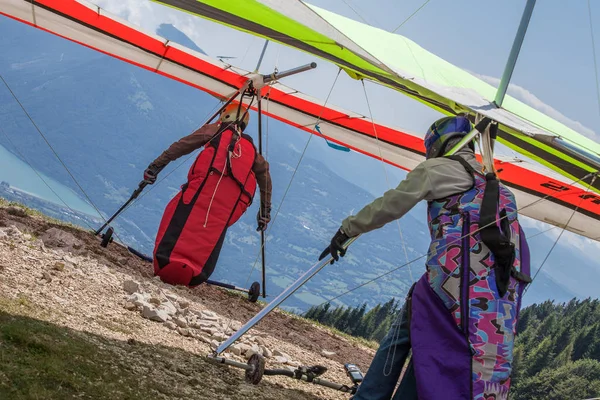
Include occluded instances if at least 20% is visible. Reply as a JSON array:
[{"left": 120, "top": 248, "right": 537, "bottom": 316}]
[{"left": 0, "top": 204, "right": 377, "bottom": 400}]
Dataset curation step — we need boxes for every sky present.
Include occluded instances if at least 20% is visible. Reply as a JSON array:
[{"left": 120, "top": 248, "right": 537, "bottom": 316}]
[
  {"left": 93, "top": 0, "right": 600, "bottom": 142},
  {"left": 7, "top": 0, "right": 600, "bottom": 298}
]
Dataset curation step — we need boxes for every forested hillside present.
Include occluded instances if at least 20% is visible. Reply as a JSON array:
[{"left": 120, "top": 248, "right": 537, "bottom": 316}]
[
  {"left": 304, "top": 299, "right": 400, "bottom": 343},
  {"left": 305, "top": 298, "right": 600, "bottom": 399},
  {"left": 511, "top": 298, "right": 600, "bottom": 399}
]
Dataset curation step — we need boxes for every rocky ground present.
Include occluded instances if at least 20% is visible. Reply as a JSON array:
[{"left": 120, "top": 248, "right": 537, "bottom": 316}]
[{"left": 0, "top": 203, "right": 376, "bottom": 399}]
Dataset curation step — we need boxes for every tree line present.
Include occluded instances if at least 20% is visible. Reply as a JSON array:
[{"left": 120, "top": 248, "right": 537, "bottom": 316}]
[{"left": 304, "top": 298, "right": 600, "bottom": 399}]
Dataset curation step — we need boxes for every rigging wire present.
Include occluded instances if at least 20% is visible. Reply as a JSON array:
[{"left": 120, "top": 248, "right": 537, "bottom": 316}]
[
  {"left": 313, "top": 171, "right": 597, "bottom": 308},
  {"left": 337, "top": 0, "right": 379, "bottom": 27},
  {"left": 588, "top": 0, "right": 600, "bottom": 118},
  {"left": 392, "top": 0, "right": 432, "bottom": 33},
  {"left": 0, "top": 126, "right": 98, "bottom": 232},
  {"left": 244, "top": 68, "right": 344, "bottom": 283},
  {"left": 361, "top": 80, "right": 415, "bottom": 284},
  {"left": 524, "top": 173, "right": 598, "bottom": 296},
  {"left": 0, "top": 73, "right": 106, "bottom": 224}
]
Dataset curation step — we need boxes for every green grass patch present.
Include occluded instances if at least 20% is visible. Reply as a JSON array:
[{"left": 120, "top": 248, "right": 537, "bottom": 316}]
[{"left": 0, "top": 312, "right": 160, "bottom": 399}]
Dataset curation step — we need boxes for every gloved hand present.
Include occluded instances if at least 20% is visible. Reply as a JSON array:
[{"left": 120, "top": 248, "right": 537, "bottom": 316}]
[
  {"left": 143, "top": 163, "right": 161, "bottom": 184},
  {"left": 256, "top": 205, "right": 271, "bottom": 232},
  {"left": 318, "top": 228, "right": 350, "bottom": 264}
]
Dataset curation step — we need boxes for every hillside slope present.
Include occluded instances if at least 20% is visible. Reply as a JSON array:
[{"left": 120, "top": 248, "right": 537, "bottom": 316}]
[{"left": 0, "top": 201, "right": 375, "bottom": 400}]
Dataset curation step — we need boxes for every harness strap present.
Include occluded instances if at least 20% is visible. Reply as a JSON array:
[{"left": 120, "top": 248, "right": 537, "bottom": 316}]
[
  {"left": 226, "top": 131, "right": 255, "bottom": 204},
  {"left": 446, "top": 155, "right": 523, "bottom": 297}
]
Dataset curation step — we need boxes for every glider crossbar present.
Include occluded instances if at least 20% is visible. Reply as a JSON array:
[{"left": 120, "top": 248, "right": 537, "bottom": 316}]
[{"left": 215, "top": 236, "right": 360, "bottom": 355}]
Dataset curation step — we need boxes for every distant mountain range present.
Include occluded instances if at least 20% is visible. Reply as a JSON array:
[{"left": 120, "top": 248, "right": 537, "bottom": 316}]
[{"left": 0, "top": 17, "right": 596, "bottom": 311}]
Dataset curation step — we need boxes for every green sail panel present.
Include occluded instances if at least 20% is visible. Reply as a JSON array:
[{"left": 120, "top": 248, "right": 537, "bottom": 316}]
[{"left": 153, "top": 0, "right": 600, "bottom": 193}]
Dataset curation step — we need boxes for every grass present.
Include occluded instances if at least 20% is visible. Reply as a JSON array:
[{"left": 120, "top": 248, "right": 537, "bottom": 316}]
[
  {"left": 0, "top": 198, "right": 80, "bottom": 231},
  {"left": 0, "top": 312, "right": 155, "bottom": 399},
  {"left": 0, "top": 308, "right": 319, "bottom": 400}
]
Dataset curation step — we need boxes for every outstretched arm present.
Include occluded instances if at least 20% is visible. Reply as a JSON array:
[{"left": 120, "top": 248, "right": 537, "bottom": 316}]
[
  {"left": 152, "top": 123, "right": 219, "bottom": 168},
  {"left": 341, "top": 165, "right": 434, "bottom": 237}
]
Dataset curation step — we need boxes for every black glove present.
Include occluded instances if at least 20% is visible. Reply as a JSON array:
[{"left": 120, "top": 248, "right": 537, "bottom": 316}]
[
  {"left": 143, "top": 163, "right": 161, "bottom": 184},
  {"left": 256, "top": 205, "right": 271, "bottom": 232},
  {"left": 318, "top": 228, "right": 350, "bottom": 264}
]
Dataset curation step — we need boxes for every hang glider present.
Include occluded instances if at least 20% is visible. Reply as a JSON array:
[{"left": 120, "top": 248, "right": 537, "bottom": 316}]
[
  {"left": 0, "top": 0, "right": 599, "bottom": 243},
  {"left": 150, "top": 1, "right": 600, "bottom": 188}
]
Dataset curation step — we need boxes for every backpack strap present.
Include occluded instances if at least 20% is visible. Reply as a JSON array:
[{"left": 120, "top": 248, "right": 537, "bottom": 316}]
[
  {"left": 447, "top": 155, "right": 527, "bottom": 296},
  {"left": 446, "top": 154, "right": 477, "bottom": 176}
]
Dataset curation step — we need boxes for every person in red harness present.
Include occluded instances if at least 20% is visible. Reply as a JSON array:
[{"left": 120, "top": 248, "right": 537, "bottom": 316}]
[{"left": 143, "top": 103, "right": 272, "bottom": 287}]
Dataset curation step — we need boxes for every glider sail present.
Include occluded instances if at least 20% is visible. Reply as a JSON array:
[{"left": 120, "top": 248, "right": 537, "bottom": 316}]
[
  {"left": 152, "top": 0, "right": 600, "bottom": 191},
  {"left": 1, "top": 0, "right": 599, "bottom": 241}
]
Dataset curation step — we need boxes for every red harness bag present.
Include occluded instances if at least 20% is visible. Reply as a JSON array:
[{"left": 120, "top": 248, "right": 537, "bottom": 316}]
[{"left": 153, "top": 127, "right": 257, "bottom": 286}]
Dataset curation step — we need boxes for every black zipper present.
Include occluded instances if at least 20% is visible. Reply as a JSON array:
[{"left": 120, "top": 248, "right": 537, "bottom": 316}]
[{"left": 460, "top": 212, "right": 470, "bottom": 336}]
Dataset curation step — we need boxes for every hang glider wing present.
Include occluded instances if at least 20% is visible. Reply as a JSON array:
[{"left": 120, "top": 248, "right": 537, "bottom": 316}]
[
  {"left": 151, "top": 0, "right": 600, "bottom": 196},
  {"left": 1, "top": 0, "right": 599, "bottom": 241}
]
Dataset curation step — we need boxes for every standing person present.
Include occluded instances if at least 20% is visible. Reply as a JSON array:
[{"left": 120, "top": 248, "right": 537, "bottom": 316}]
[
  {"left": 319, "top": 115, "right": 531, "bottom": 400},
  {"left": 144, "top": 103, "right": 272, "bottom": 287}
]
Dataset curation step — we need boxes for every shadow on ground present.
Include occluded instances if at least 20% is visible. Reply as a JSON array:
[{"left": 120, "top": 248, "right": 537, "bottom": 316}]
[{"left": 0, "top": 311, "right": 322, "bottom": 400}]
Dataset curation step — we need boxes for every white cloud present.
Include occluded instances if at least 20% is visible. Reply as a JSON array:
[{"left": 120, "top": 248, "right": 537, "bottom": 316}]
[
  {"left": 474, "top": 73, "right": 600, "bottom": 141},
  {"left": 89, "top": 0, "right": 434, "bottom": 132}
]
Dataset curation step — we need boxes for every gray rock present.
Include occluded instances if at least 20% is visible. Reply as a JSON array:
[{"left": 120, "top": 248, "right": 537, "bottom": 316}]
[
  {"left": 158, "top": 302, "right": 177, "bottom": 316},
  {"left": 127, "top": 293, "right": 149, "bottom": 307},
  {"left": 173, "top": 317, "right": 188, "bottom": 328},
  {"left": 230, "top": 344, "right": 243, "bottom": 356},
  {"left": 195, "top": 320, "right": 220, "bottom": 329},
  {"left": 245, "top": 348, "right": 260, "bottom": 359},
  {"left": 177, "top": 327, "right": 190, "bottom": 337},
  {"left": 178, "top": 299, "right": 190, "bottom": 309},
  {"left": 6, "top": 206, "right": 28, "bottom": 218},
  {"left": 201, "top": 327, "right": 219, "bottom": 336},
  {"left": 123, "top": 280, "right": 141, "bottom": 295},
  {"left": 273, "top": 356, "right": 288, "bottom": 364},
  {"left": 142, "top": 305, "right": 169, "bottom": 322},
  {"left": 165, "top": 293, "right": 179, "bottom": 303},
  {"left": 200, "top": 310, "right": 218, "bottom": 321},
  {"left": 124, "top": 302, "right": 137, "bottom": 311},
  {"left": 40, "top": 228, "right": 82, "bottom": 250},
  {"left": 210, "top": 332, "right": 228, "bottom": 342},
  {"left": 260, "top": 346, "right": 272, "bottom": 358},
  {"left": 321, "top": 350, "right": 336, "bottom": 358},
  {"left": 5, "top": 226, "right": 22, "bottom": 237},
  {"left": 164, "top": 321, "right": 177, "bottom": 330},
  {"left": 273, "top": 350, "right": 290, "bottom": 359}
]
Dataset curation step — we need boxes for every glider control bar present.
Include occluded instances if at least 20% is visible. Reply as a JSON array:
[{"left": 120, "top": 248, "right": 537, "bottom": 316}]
[{"left": 215, "top": 235, "right": 359, "bottom": 355}]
